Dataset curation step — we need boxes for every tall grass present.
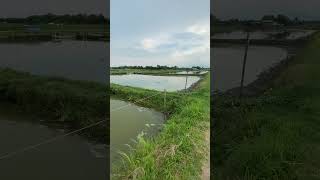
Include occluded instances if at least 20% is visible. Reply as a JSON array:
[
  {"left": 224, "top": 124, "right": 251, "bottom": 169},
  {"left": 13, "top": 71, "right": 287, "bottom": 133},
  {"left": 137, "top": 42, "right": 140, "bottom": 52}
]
[
  {"left": 111, "top": 74, "right": 210, "bottom": 179},
  {"left": 0, "top": 68, "right": 108, "bottom": 141},
  {"left": 213, "top": 32, "right": 320, "bottom": 179}
]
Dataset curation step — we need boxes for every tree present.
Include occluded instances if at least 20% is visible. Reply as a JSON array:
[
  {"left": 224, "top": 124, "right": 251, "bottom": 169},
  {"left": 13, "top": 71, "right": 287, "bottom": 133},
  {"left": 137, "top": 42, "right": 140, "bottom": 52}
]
[
  {"left": 262, "top": 15, "right": 275, "bottom": 21},
  {"left": 276, "top": 14, "right": 291, "bottom": 25}
]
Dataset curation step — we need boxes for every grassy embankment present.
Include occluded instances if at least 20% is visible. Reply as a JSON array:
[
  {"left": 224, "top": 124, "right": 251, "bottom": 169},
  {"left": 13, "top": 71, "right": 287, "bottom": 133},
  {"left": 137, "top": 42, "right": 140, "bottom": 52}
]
[
  {"left": 0, "top": 68, "right": 107, "bottom": 141},
  {"left": 111, "top": 74, "right": 210, "bottom": 179},
  {"left": 111, "top": 68, "right": 181, "bottom": 75},
  {"left": 111, "top": 68, "right": 207, "bottom": 76},
  {"left": 213, "top": 32, "right": 320, "bottom": 179},
  {"left": 0, "top": 23, "right": 109, "bottom": 41}
]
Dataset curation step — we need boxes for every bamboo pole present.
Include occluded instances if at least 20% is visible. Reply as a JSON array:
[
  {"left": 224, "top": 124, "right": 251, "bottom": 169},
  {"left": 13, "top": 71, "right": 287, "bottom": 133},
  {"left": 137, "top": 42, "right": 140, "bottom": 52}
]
[{"left": 239, "top": 32, "right": 250, "bottom": 99}]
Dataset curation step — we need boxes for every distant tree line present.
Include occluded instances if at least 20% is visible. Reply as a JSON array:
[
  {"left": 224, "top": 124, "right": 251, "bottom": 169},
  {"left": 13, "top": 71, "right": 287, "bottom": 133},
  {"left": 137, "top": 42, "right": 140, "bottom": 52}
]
[
  {"left": 112, "top": 65, "right": 205, "bottom": 70},
  {"left": 113, "top": 65, "right": 179, "bottom": 70},
  {"left": 211, "top": 13, "right": 306, "bottom": 26},
  {"left": 0, "top": 13, "right": 109, "bottom": 24}
]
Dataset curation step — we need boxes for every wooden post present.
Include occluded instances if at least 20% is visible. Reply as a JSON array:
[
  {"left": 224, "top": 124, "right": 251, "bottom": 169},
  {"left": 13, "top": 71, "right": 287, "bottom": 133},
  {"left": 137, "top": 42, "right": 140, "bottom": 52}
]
[
  {"left": 164, "top": 89, "right": 167, "bottom": 120},
  {"left": 185, "top": 70, "right": 189, "bottom": 91},
  {"left": 287, "top": 45, "right": 289, "bottom": 60},
  {"left": 239, "top": 32, "right": 250, "bottom": 99},
  {"left": 164, "top": 89, "right": 166, "bottom": 109}
]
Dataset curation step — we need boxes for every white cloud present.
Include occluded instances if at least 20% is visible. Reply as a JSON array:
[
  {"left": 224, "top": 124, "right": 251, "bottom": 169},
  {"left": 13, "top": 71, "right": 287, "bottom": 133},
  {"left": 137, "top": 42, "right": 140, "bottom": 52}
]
[
  {"left": 114, "top": 20, "right": 210, "bottom": 67},
  {"left": 170, "top": 22, "right": 210, "bottom": 64},
  {"left": 139, "top": 35, "right": 171, "bottom": 52},
  {"left": 141, "top": 38, "right": 157, "bottom": 50},
  {"left": 186, "top": 23, "right": 210, "bottom": 36}
]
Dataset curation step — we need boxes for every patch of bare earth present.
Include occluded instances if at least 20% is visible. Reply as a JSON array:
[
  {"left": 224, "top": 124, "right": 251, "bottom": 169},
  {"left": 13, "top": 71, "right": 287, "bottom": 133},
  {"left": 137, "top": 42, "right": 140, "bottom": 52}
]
[{"left": 201, "top": 130, "right": 210, "bottom": 180}]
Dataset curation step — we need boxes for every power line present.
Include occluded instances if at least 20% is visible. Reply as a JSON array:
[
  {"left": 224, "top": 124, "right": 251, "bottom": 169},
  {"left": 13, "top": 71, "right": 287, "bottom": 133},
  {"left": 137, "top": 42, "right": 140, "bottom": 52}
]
[
  {"left": 111, "top": 91, "right": 163, "bottom": 112},
  {"left": 0, "top": 91, "right": 166, "bottom": 161},
  {"left": 0, "top": 84, "right": 207, "bottom": 161},
  {"left": 0, "top": 119, "right": 106, "bottom": 161}
]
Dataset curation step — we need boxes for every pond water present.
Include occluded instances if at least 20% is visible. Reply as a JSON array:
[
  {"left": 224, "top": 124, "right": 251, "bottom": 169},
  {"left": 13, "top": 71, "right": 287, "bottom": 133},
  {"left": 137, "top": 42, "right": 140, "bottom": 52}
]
[
  {"left": 111, "top": 74, "right": 201, "bottom": 91},
  {"left": 212, "top": 45, "right": 287, "bottom": 91},
  {"left": 0, "top": 106, "right": 107, "bottom": 180},
  {"left": 0, "top": 41, "right": 108, "bottom": 83},
  {"left": 212, "top": 31, "right": 269, "bottom": 40},
  {"left": 286, "top": 30, "right": 315, "bottom": 40},
  {"left": 175, "top": 71, "right": 208, "bottom": 75},
  {"left": 176, "top": 71, "right": 196, "bottom": 74},
  {"left": 212, "top": 30, "right": 315, "bottom": 40},
  {"left": 110, "top": 99, "right": 164, "bottom": 163}
]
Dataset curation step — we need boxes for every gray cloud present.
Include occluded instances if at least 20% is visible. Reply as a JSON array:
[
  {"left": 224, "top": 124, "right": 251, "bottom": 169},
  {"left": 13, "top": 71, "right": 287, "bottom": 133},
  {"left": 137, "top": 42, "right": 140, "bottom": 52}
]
[{"left": 211, "top": 0, "right": 320, "bottom": 20}]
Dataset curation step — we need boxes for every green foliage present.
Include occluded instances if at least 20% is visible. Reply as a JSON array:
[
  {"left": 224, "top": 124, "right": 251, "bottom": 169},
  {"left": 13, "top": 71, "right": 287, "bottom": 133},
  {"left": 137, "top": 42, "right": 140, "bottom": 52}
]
[
  {"left": 0, "top": 13, "right": 108, "bottom": 25},
  {"left": 213, "top": 32, "right": 320, "bottom": 179},
  {"left": 110, "top": 67, "right": 208, "bottom": 76},
  {"left": 111, "top": 75, "right": 210, "bottom": 179},
  {"left": 0, "top": 68, "right": 107, "bottom": 141}
]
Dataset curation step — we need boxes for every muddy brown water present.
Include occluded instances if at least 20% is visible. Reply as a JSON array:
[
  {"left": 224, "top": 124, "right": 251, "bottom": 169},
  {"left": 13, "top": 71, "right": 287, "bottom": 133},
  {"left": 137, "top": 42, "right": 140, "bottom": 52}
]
[
  {"left": 212, "top": 45, "right": 288, "bottom": 91},
  {"left": 0, "top": 40, "right": 108, "bottom": 83},
  {"left": 110, "top": 99, "right": 164, "bottom": 164},
  {"left": 0, "top": 106, "right": 107, "bottom": 180}
]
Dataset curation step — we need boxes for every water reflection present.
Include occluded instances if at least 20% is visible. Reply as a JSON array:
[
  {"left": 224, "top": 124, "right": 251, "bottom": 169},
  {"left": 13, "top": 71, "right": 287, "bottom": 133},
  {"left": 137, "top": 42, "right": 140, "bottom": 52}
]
[
  {"left": 111, "top": 74, "right": 201, "bottom": 91},
  {"left": 110, "top": 99, "right": 164, "bottom": 162},
  {"left": 0, "top": 41, "right": 108, "bottom": 83},
  {"left": 0, "top": 111, "right": 107, "bottom": 180},
  {"left": 212, "top": 45, "right": 287, "bottom": 91}
]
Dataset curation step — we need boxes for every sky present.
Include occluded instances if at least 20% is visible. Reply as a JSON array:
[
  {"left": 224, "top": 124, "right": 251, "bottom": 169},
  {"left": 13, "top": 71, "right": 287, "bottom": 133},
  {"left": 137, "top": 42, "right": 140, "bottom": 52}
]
[
  {"left": 111, "top": 0, "right": 210, "bottom": 68},
  {"left": 212, "top": 0, "right": 320, "bottom": 20},
  {"left": 0, "top": 0, "right": 109, "bottom": 17}
]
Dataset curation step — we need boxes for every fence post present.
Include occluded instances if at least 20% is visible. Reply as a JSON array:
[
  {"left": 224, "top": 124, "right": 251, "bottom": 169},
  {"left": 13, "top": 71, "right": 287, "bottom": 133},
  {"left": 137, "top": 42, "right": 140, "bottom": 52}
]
[
  {"left": 164, "top": 89, "right": 166, "bottom": 109},
  {"left": 164, "top": 89, "right": 167, "bottom": 120},
  {"left": 239, "top": 32, "right": 250, "bottom": 99},
  {"left": 185, "top": 71, "right": 189, "bottom": 91}
]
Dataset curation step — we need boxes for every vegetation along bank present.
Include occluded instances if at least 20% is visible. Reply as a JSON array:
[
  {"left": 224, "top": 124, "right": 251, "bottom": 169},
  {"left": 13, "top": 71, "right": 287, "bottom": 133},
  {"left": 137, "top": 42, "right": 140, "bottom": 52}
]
[
  {"left": 213, "top": 32, "right": 320, "bottom": 179},
  {"left": 111, "top": 74, "right": 210, "bottom": 179},
  {"left": 0, "top": 68, "right": 108, "bottom": 142}
]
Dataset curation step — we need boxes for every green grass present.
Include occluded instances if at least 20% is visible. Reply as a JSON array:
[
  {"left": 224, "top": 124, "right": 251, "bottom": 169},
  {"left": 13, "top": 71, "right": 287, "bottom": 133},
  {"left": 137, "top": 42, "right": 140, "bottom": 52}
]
[
  {"left": 0, "top": 23, "right": 108, "bottom": 32},
  {"left": 0, "top": 23, "right": 109, "bottom": 41},
  {"left": 111, "top": 68, "right": 208, "bottom": 76},
  {"left": 110, "top": 84, "right": 182, "bottom": 113},
  {"left": 111, "top": 68, "right": 180, "bottom": 75},
  {"left": 0, "top": 68, "right": 108, "bottom": 141},
  {"left": 213, "top": 32, "right": 320, "bottom": 179},
  {"left": 111, "top": 74, "right": 210, "bottom": 179}
]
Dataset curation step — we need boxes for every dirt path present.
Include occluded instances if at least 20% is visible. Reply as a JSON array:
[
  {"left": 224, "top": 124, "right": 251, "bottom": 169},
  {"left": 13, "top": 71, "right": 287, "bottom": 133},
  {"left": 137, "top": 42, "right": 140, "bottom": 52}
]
[{"left": 201, "top": 130, "right": 210, "bottom": 180}]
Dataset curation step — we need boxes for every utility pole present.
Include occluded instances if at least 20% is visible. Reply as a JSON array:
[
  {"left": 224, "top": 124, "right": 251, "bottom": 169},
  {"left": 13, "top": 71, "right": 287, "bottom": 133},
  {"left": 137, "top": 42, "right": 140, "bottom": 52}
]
[{"left": 239, "top": 31, "right": 250, "bottom": 99}]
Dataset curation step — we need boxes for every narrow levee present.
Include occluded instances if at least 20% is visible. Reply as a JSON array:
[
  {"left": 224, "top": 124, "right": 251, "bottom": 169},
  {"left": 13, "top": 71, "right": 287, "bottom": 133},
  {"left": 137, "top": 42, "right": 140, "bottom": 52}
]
[
  {"left": 111, "top": 70, "right": 210, "bottom": 179},
  {"left": 213, "top": 29, "right": 320, "bottom": 179}
]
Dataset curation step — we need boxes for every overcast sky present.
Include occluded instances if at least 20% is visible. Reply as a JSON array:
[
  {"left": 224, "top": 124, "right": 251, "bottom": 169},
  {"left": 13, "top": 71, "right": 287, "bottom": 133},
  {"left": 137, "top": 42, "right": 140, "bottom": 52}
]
[
  {"left": 0, "top": 0, "right": 109, "bottom": 17},
  {"left": 111, "top": 0, "right": 210, "bottom": 67},
  {"left": 212, "top": 0, "right": 320, "bottom": 20}
]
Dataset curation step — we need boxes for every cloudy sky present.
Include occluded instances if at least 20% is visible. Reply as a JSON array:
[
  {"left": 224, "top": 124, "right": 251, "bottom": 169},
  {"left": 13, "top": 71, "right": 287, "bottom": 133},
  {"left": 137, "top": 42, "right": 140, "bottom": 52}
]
[
  {"left": 111, "top": 0, "right": 210, "bottom": 67},
  {"left": 0, "top": 0, "right": 109, "bottom": 17},
  {"left": 212, "top": 0, "right": 320, "bottom": 20}
]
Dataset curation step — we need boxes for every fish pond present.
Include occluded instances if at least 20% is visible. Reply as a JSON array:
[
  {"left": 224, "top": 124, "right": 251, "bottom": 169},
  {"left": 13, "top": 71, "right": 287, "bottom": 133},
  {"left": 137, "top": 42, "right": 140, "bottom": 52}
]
[
  {"left": 0, "top": 105, "right": 107, "bottom": 180},
  {"left": 110, "top": 99, "right": 164, "bottom": 163},
  {"left": 212, "top": 45, "right": 288, "bottom": 91},
  {"left": 111, "top": 74, "right": 201, "bottom": 92},
  {"left": 0, "top": 40, "right": 108, "bottom": 83}
]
